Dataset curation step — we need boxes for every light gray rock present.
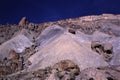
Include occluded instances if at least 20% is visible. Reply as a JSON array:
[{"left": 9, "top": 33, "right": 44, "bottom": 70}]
[
  {"left": 76, "top": 30, "right": 120, "bottom": 66},
  {"left": 0, "top": 34, "right": 33, "bottom": 60},
  {"left": 36, "top": 25, "right": 65, "bottom": 47},
  {"left": 76, "top": 67, "right": 119, "bottom": 80},
  {"left": 13, "top": 29, "right": 35, "bottom": 42},
  {"left": 28, "top": 30, "right": 108, "bottom": 71},
  {"left": 100, "top": 22, "right": 120, "bottom": 36}
]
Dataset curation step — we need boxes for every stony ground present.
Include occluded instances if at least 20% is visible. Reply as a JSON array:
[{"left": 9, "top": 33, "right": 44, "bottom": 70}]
[{"left": 0, "top": 14, "right": 120, "bottom": 80}]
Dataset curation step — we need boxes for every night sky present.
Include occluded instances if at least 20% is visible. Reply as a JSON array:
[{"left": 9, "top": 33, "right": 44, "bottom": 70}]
[{"left": 0, "top": 0, "right": 120, "bottom": 24}]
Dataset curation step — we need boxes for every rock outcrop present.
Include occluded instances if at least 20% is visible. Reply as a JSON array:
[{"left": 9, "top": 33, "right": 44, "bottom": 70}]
[
  {"left": 0, "top": 34, "right": 33, "bottom": 60},
  {"left": 0, "top": 14, "right": 120, "bottom": 80},
  {"left": 18, "top": 17, "right": 28, "bottom": 26},
  {"left": 76, "top": 66, "right": 120, "bottom": 80},
  {"left": 28, "top": 26, "right": 108, "bottom": 71},
  {"left": 91, "top": 41, "right": 113, "bottom": 62}
]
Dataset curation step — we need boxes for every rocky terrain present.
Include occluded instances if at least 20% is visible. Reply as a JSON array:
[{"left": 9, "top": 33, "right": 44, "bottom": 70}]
[{"left": 0, "top": 14, "right": 120, "bottom": 80}]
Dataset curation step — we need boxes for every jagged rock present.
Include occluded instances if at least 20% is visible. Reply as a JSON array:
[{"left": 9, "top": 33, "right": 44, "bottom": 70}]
[{"left": 18, "top": 17, "right": 27, "bottom": 26}]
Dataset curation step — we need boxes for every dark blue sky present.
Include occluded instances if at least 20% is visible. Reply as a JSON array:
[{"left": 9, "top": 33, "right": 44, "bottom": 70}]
[{"left": 0, "top": 0, "right": 120, "bottom": 24}]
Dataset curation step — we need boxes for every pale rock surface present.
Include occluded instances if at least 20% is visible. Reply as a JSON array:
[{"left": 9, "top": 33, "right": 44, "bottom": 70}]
[
  {"left": 100, "top": 22, "right": 120, "bottom": 36},
  {"left": 28, "top": 26, "right": 108, "bottom": 71},
  {"left": 76, "top": 67, "right": 119, "bottom": 80},
  {"left": 0, "top": 14, "right": 120, "bottom": 79},
  {"left": 36, "top": 25, "right": 65, "bottom": 47},
  {"left": 76, "top": 30, "right": 120, "bottom": 65},
  {"left": 13, "top": 29, "right": 35, "bottom": 42},
  {"left": 0, "top": 34, "right": 33, "bottom": 60}
]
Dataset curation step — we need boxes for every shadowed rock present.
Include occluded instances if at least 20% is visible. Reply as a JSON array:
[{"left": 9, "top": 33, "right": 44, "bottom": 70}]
[{"left": 27, "top": 26, "right": 108, "bottom": 71}]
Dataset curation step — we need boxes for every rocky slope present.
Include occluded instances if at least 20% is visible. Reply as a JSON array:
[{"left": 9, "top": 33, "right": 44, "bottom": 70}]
[{"left": 0, "top": 14, "right": 120, "bottom": 80}]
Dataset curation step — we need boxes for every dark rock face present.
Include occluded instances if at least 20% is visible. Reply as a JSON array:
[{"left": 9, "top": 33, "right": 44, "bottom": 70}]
[{"left": 0, "top": 14, "right": 120, "bottom": 80}]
